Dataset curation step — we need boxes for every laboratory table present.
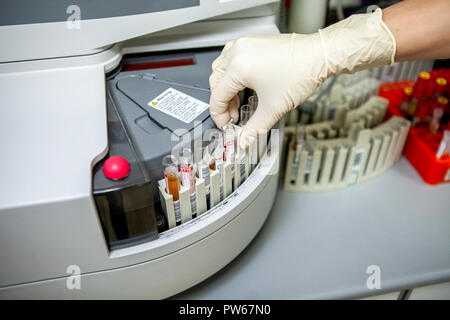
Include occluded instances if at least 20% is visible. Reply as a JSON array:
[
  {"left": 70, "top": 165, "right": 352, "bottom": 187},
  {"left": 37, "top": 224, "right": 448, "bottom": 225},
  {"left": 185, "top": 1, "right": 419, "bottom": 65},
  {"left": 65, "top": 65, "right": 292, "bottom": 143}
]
[{"left": 174, "top": 157, "right": 450, "bottom": 299}]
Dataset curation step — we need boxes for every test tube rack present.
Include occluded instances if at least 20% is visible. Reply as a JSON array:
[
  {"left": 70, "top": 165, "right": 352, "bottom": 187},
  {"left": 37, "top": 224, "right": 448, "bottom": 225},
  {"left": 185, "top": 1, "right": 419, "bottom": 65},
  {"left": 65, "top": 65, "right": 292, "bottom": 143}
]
[
  {"left": 379, "top": 78, "right": 450, "bottom": 185},
  {"left": 285, "top": 96, "right": 389, "bottom": 140},
  {"left": 286, "top": 71, "right": 381, "bottom": 126},
  {"left": 371, "top": 60, "right": 435, "bottom": 84},
  {"left": 283, "top": 116, "right": 410, "bottom": 192},
  {"left": 158, "top": 138, "right": 256, "bottom": 230}
]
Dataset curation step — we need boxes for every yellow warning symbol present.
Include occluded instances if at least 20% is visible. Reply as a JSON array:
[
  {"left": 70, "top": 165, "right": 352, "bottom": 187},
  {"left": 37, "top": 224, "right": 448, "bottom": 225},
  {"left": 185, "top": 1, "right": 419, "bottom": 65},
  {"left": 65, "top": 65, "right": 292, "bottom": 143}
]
[{"left": 152, "top": 101, "right": 158, "bottom": 106}]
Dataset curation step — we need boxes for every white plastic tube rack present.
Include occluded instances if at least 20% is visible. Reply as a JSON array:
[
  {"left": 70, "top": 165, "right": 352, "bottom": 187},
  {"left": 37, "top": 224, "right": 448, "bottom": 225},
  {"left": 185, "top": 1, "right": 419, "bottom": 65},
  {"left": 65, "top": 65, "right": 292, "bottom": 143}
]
[
  {"left": 284, "top": 116, "right": 410, "bottom": 192},
  {"left": 158, "top": 129, "right": 259, "bottom": 230},
  {"left": 285, "top": 96, "right": 389, "bottom": 140}
]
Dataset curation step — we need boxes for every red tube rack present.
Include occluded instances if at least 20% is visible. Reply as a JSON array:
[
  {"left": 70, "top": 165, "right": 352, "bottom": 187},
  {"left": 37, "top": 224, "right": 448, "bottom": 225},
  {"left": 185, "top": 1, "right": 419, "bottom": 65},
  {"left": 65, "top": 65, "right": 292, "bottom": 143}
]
[{"left": 379, "top": 78, "right": 450, "bottom": 185}]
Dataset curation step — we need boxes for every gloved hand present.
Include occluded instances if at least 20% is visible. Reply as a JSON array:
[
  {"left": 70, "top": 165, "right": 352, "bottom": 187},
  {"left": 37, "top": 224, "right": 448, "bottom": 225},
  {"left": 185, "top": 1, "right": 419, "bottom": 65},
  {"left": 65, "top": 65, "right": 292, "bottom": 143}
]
[{"left": 209, "top": 8, "right": 396, "bottom": 149}]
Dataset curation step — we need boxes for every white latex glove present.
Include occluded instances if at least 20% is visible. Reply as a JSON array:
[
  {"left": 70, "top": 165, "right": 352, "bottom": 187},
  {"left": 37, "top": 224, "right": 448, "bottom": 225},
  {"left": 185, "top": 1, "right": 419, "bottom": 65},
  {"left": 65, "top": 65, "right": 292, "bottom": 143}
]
[{"left": 209, "top": 8, "right": 396, "bottom": 149}]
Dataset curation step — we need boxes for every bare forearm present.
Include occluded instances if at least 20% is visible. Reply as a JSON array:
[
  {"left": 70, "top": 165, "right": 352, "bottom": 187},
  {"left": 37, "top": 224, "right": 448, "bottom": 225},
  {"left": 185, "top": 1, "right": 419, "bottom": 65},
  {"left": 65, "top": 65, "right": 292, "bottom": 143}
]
[{"left": 383, "top": 0, "right": 450, "bottom": 61}]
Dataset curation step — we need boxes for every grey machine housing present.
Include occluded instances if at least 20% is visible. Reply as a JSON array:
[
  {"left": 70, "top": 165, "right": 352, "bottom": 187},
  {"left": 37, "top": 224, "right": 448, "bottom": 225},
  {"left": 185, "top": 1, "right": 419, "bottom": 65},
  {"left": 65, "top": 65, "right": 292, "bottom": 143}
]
[
  {"left": 0, "top": 0, "right": 281, "bottom": 299},
  {"left": 92, "top": 48, "right": 220, "bottom": 249}
]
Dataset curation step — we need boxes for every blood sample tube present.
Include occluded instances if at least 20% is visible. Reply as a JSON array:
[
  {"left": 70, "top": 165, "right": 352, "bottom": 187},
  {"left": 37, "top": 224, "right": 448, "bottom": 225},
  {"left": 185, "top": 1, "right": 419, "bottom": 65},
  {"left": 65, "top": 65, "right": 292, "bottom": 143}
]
[
  {"left": 400, "top": 87, "right": 413, "bottom": 114},
  {"left": 430, "top": 97, "right": 448, "bottom": 133},
  {"left": 214, "top": 140, "right": 225, "bottom": 201},
  {"left": 223, "top": 123, "right": 235, "bottom": 178},
  {"left": 408, "top": 72, "right": 430, "bottom": 116},
  {"left": 180, "top": 153, "right": 197, "bottom": 217},
  {"left": 412, "top": 100, "right": 429, "bottom": 127},
  {"left": 164, "top": 161, "right": 181, "bottom": 224},
  {"left": 162, "top": 154, "right": 179, "bottom": 196},
  {"left": 424, "top": 75, "right": 435, "bottom": 99},
  {"left": 209, "top": 159, "right": 216, "bottom": 171},
  {"left": 435, "top": 77, "right": 447, "bottom": 98},
  {"left": 197, "top": 145, "right": 212, "bottom": 197}
]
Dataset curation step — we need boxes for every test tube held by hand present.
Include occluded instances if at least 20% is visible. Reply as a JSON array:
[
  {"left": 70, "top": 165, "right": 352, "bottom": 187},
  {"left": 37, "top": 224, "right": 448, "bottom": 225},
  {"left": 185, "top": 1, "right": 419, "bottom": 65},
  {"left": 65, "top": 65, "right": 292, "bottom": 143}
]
[
  {"left": 248, "top": 95, "right": 258, "bottom": 108},
  {"left": 240, "top": 104, "right": 256, "bottom": 126}
]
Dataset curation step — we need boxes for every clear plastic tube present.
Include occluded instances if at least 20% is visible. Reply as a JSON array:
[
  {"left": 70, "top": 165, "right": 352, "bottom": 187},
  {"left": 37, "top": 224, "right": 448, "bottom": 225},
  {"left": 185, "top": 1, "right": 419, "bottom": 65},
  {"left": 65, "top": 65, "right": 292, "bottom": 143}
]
[
  {"left": 198, "top": 145, "right": 212, "bottom": 195},
  {"left": 180, "top": 151, "right": 197, "bottom": 217},
  {"left": 248, "top": 95, "right": 258, "bottom": 108},
  {"left": 429, "top": 108, "right": 444, "bottom": 134},
  {"left": 290, "top": 128, "right": 305, "bottom": 184},
  {"left": 180, "top": 155, "right": 195, "bottom": 193},
  {"left": 304, "top": 135, "right": 317, "bottom": 183},
  {"left": 240, "top": 104, "right": 256, "bottom": 126},
  {"left": 213, "top": 138, "right": 225, "bottom": 201},
  {"left": 223, "top": 123, "right": 235, "bottom": 178},
  {"left": 162, "top": 154, "right": 178, "bottom": 170}
]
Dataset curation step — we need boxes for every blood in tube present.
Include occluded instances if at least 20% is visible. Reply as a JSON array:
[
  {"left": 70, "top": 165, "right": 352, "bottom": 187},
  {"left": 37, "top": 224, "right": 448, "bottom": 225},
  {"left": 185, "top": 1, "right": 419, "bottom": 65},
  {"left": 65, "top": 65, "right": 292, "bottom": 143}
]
[
  {"left": 162, "top": 155, "right": 180, "bottom": 200},
  {"left": 162, "top": 154, "right": 182, "bottom": 223}
]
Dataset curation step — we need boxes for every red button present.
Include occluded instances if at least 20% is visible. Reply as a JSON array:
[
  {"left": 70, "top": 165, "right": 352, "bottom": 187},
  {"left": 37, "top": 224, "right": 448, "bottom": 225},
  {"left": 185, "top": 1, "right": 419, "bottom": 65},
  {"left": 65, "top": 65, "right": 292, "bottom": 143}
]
[{"left": 103, "top": 156, "right": 130, "bottom": 180}]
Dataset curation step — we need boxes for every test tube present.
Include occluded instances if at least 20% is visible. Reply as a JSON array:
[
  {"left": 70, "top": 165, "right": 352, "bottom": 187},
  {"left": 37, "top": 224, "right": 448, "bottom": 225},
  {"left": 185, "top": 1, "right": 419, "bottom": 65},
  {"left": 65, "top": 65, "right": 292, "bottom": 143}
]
[
  {"left": 162, "top": 155, "right": 179, "bottom": 195},
  {"left": 434, "top": 77, "right": 447, "bottom": 98},
  {"left": 214, "top": 139, "right": 225, "bottom": 201},
  {"left": 412, "top": 100, "right": 429, "bottom": 127},
  {"left": 163, "top": 160, "right": 181, "bottom": 224},
  {"left": 223, "top": 123, "right": 235, "bottom": 178},
  {"left": 408, "top": 72, "right": 430, "bottom": 117},
  {"left": 290, "top": 128, "right": 305, "bottom": 184},
  {"left": 180, "top": 152, "right": 197, "bottom": 217},
  {"left": 240, "top": 104, "right": 256, "bottom": 126},
  {"left": 233, "top": 125, "right": 248, "bottom": 184},
  {"left": 304, "top": 135, "right": 317, "bottom": 184},
  {"left": 248, "top": 95, "right": 258, "bottom": 108},
  {"left": 197, "top": 145, "right": 212, "bottom": 197},
  {"left": 400, "top": 87, "right": 413, "bottom": 113},
  {"left": 430, "top": 107, "right": 444, "bottom": 134}
]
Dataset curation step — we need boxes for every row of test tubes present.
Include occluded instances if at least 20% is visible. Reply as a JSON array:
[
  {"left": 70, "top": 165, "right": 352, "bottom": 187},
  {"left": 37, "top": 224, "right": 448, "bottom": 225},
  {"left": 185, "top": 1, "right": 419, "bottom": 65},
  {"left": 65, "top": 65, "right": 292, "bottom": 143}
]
[
  {"left": 162, "top": 143, "right": 223, "bottom": 226},
  {"left": 160, "top": 94, "right": 262, "bottom": 228}
]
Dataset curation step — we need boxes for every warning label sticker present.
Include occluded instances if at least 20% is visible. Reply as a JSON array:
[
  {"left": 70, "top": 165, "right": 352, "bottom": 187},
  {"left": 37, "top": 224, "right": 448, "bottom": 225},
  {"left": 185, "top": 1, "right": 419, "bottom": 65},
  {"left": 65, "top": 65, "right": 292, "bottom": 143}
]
[{"left": 148, "top": 88, "right": 209, "bottom": 124}]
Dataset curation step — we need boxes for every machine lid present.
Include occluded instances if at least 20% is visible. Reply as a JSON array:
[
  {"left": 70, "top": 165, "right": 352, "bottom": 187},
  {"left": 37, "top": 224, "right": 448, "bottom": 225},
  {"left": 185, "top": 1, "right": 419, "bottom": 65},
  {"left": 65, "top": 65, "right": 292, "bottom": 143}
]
[{"left": 116, "top": 75, "right": 210, "bottom": 137}]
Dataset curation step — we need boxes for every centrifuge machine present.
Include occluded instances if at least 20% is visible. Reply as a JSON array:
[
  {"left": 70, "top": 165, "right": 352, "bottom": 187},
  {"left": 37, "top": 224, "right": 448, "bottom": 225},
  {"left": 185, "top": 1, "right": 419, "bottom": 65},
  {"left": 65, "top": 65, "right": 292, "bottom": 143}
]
[{"left": 0, "top": 0, "right": 281, "bottom": 298}]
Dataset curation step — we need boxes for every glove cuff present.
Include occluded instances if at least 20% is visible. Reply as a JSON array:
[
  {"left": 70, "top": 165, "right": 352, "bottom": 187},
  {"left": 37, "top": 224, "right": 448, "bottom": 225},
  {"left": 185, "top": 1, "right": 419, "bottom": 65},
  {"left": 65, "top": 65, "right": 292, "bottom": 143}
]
[{"left": 318, "top": 8, "right": 396, "bottom": 76}]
